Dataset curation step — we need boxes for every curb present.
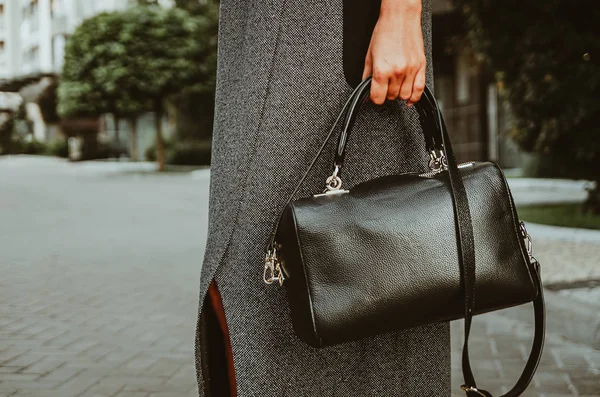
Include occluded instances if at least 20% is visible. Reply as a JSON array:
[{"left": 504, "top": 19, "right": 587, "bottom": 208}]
[
  {"left": 507, "top": 177, "right": 595, "bottom": 191},
  {"left": 524, "top": 221, "right": 600, "bottom": 243},
  {"left": 501, "top": 288, "right": 600, "bottom": 350}
]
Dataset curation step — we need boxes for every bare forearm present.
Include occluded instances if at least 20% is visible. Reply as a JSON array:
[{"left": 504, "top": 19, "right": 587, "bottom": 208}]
[{"left": 380, "top": 0, "right": 422, "bottom": 16}]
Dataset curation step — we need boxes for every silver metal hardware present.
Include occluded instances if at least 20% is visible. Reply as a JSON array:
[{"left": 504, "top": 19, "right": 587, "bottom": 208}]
[
  {"left": 519, "top": 221, "right": 539, "bottom": 266},
  {"left": 316, "top": 164, "right": 350, "bottom": 196},
  {"left": 264, "top": 245, "right": 285, "bottom": 286},
  {"left": 324, "top": 164, "right": 343, "bottom": 192},
  {"left": 461, "top": 385, "right": 487, "bottom": 397},
  {"left": 313, "top": 189, "right": 349, "bottom": 197},
  {"left": 428, "top": 149, "right": 448, "bottom": 171},
  {"left": 418, "top": 161, "right": 474, "bottom": 178}
]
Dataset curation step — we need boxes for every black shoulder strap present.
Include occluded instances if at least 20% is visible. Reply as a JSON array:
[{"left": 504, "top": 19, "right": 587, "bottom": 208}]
[{"left": 432, "top": 96, "right": 545, "bottom": 397}]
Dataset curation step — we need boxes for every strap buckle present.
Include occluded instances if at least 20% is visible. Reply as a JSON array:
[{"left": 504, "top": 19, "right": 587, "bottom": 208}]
[{"left": 461, "top": 385, "right": 487, "bottom": 397}]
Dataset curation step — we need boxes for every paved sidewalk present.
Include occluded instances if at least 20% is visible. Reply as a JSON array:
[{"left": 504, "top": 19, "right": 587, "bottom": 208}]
[
  {"left": 0, "top": 157, "right": 598, "bottom": 396},
  {"left": 524, "top": 224, "right": 600, "bottom": 287},
  {"left": 508, "top": 178, "right": 594, "bottom": 206},
  {"left": 451, "top": 310, "right": 600, "bottom": 397}
]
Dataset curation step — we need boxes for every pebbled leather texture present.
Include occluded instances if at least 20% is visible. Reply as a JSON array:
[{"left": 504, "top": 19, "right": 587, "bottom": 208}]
[{"left": 276, "top": 162, "right": 537, "bottom": 348}]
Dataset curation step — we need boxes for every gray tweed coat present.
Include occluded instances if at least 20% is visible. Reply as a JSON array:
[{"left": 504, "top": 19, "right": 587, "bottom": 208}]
[{"left": 195, "top": 0, "right": 451, "bottom": 395}]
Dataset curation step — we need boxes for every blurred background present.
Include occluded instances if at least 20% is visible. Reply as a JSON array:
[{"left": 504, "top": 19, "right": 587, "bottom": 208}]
[{"left": 0, "top": 0, "right": 598, "bottom": 396}]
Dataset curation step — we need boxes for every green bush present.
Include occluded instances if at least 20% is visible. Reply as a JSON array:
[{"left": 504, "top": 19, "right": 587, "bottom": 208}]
[
  {"left": 517, "top": 203, "right": 600, "bottom": 230},
  {"left": 145, "top": 139, "right": 174, "bottom": 162},
  {"left": 168, "top": 140, "right": 212, "bottom": 166},
  {"left": 46, "top": 139, "right": 69, "bottom": 158},
  {"left": 144, "top": 144, "right": 155, "bottom": 162},
  {"left": 0, "top": 138, "right": 46, "bottom": 155},
  {"left": 144, "top": 139, "right": 211, "bottom": 165},
  {"left": 522, "top": 153, "right": 572, "bottom": 179},
  {"left": 0, "top": 138, "right": 20, "bottom": 155},
  {"left": 22, "top": 140, "right": 47, "bottom": 155},
  {"left": 70, "top": 137, "right": 128, "bottom": 161},
  {"left": 87, "top": 140, "right": 128, "bottom": 160}
]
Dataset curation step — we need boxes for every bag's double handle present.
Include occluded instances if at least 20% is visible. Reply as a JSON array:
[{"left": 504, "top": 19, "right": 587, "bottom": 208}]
[
  {"left": 265, "top": 77, "right": 544, "bottom": 397},
  {"left": 334, "top": 76, "right": 443, "bottom": 176},
  {"left": 266, "top": 76, "right": 447, "bottom": 251}
]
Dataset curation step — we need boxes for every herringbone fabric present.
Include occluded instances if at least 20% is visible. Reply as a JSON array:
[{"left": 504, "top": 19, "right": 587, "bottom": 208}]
[{"left": 195, "top": 0, "right": 451, "bottom": 395}]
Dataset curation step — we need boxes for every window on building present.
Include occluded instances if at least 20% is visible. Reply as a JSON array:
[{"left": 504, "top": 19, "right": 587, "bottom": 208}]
[
  {"left": 23, "top": 45, "right": 40, "bottom": 73},
  {"left": 51, "top": 0, "right": 65, "bottom": 18},
  {"left": 52, "top": 34, "right": 66, "bottom": 72},
  {"left": 30, "top": 0, "right": 39, "bottom": 32}
]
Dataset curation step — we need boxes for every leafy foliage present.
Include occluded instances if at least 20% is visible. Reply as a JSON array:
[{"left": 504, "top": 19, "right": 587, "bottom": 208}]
[
  {"left": 37, "top": 79, "right": 61, "bottom": 124},
  {"left": 170, "top": 1, "right": 219, "bottom": 141},
  {"left": 58, "top": 5, "right": 218, "bottom": 169},
  {"left": 173, "top": 0, "right": 219, "bottom": 16},
  {"left": 116, "top": 6, "right": 217, "bottom": 105},
  {"left": 0, "top": 102, "right": 34, "bottom": 155},
  {"left": 455, "top": 0, "right": 600, "bottom": 211},
  {"left": 46, "top": 138, "right": 69, "bottom": 158},
  {"left": 116, "top": 5, "right": 217, "bottom": 169},
  {"left": 58, "top": 12, "right": 127, "bottom": 118},
  {"left": 144, "top": 138, "right": 211, "bottom": 165}
]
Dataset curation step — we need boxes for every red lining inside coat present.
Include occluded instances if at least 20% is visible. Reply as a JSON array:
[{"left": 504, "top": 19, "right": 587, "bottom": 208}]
[{"left": 207, "top": 280, "right": 237, "bottom": 396}]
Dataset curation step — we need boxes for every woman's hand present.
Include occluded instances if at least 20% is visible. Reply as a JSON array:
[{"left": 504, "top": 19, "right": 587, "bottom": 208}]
[{"left": 362, "top": 0, "right": 426, "bottom": 106}]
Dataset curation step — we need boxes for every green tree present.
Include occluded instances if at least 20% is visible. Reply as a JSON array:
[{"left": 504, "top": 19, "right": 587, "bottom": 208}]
[
  {"left": 0, "top": 114, "right": 15, "bottom": 154},
  {"left": 455, "top": 0, "right": 600, "bottom": 212},
  {"left": 59, "top": 6, "right": 216, "bottom": 168},
  {"left": 174, "top": 0, "right": 219, "bottom": 16},
  {"left": 37, "top": 79, "right": 60, "bottom": 125},
  {"left": 134, "top": 0, "right": 219, "bottom": 145},
  {"left": 171, "top": 1, "right": 218, "bottom": 141},
  {"left": 59, "top": 12, "right": 150, "bottom": 160},
  {"left": 58, "top": 10, "right": 124, "bottom": 147},
  {"left": 118, "top": 6, "right": 216, "bottom": 170}
]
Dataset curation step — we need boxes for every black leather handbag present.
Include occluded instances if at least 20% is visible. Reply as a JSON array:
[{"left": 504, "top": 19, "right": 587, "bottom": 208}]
[{"left": 263, "top": 76, "right": 545, "bottom": 397}]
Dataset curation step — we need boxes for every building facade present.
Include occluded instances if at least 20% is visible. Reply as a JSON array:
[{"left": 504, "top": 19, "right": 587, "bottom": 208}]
[{"left": 0, "top": 0, "right": 130, "bottom": 81}]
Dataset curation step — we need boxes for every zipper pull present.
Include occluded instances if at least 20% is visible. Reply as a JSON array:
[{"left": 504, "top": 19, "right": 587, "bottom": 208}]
[{"left": 263, "top": 245, "right": 285, "bottom": 286}]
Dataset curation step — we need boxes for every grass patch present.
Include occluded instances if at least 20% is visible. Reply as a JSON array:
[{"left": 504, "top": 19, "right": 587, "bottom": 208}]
[{"left": 516, "top": 203, "right": 600, "bottom": 230}]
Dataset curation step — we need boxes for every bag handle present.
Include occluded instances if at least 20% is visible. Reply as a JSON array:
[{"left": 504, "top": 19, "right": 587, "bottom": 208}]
[
  {"left": 334, "top": 78, "right": 443, "bottom": 176},
  {"left": 265, "top": 77, "right": 444, "bottom": 252},
  {"left": 265, "top": 77, "right": 544, "bottom": 396}
]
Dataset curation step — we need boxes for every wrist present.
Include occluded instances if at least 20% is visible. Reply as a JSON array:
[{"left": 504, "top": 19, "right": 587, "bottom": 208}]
[{"left": 380, "top": 0, "right": 422, "bottom": 17}]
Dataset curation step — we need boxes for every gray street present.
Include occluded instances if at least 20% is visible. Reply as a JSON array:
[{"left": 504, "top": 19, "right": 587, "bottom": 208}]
[{"left": 0, "top": 156, "right": 598, "bottom": 397}]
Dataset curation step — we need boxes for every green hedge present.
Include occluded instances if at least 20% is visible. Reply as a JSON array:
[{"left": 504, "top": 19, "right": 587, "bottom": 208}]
[
  {"left": 0, "top": 138, "right": 47, "bottom": 155},
  {"left": 517, "top": 203, "right": 600, "bottom": 230},
  {"left": 145, "top": 140, "right": 211, "bottom": 166},
  {"left": 46, "top": 139, "right": 69, "bottom": 158}
]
